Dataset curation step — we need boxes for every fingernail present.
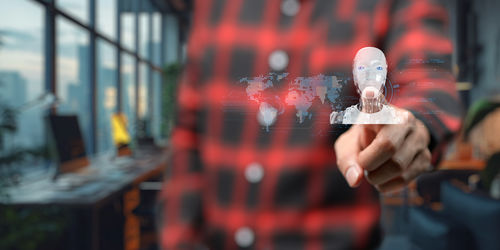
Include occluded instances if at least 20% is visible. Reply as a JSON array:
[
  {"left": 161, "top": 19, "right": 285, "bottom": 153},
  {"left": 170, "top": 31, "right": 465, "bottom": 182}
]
[
  {"left": 362, "top": 87, "right": 378, "bottom": 99},
  {"left": 365, "top": 89, "right": 374, "bottom": 98},
  {"left": 346, "top": 166, "right": 360, "bottom": 187}
]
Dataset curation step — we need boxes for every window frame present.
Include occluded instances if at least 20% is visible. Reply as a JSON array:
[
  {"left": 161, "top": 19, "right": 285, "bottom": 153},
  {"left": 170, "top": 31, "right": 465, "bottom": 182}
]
[{"left": 29, "top": 0, "right": 179, "bottom": 154}]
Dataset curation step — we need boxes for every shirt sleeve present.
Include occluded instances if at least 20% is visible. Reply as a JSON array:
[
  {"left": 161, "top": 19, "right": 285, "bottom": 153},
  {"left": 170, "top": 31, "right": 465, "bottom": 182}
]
[
  {"left": 376, "top": 0, "right": 463, "bottom": 165},
  {"left": 158, "top": 57, "right": 206, "bottom": 249}
]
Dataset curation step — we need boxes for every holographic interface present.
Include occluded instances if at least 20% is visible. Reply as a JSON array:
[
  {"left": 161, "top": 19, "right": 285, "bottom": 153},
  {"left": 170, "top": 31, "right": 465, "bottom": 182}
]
[
  {"left": 330, "top": 47, "right": 406, "bottom": 125},
  {"left": 235, "top": 47, "right": 422, "bottom": 131}
]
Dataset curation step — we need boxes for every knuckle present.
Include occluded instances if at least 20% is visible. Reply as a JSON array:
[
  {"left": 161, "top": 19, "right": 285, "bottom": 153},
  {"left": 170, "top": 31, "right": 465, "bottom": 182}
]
[
  {"left": 379, "top": 138, "right": 396, "bottom": 155},
  {"left": 415, "top": 135, "right": 426, "bottom": 150},
  {"left": 392, "top": 157, "right": 405, "bottom": 170},
  {"left": 416, "top": 121, "right": 431, "bottom": 144},
  {"left": 400, "top": 111, "right": 410, "bottom": 124},
  {"left": 391, "top": 154, "right": 404, "bottom": 166},
  {"left": 423, "top": 149, "right": 432, "bottom": 161},
  {"left": 407, "top": 112, "right": 416, "bottom": 124},
  {"left": 416, "top": 126, "right": 428, "bottom": 143}
]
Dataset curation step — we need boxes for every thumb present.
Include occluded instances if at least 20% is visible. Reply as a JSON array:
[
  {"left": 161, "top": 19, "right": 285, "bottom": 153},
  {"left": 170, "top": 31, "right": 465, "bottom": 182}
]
[{"left": 334, "top": 126, "right": 364, "bottom": 187}]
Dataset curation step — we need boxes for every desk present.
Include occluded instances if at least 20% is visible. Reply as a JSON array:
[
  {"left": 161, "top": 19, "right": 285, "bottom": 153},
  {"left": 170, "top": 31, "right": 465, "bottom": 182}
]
[{"left": 1, "top": 150, "right": 167, "bottom": 250}]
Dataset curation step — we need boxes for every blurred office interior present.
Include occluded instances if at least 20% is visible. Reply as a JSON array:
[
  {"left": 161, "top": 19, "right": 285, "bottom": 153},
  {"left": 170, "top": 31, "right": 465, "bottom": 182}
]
[
  {"left": 0, "top": 0, "right": 188, "bottom": 249},
  {"left": 0, "top": 0, "right": 500, "bottom": 250}
]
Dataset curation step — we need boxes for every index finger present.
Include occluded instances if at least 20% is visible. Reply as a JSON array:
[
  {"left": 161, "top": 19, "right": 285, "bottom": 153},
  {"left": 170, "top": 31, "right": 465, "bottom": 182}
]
[
  {"left": 334, "top": 126, "right": 364, "bottom": 187},
  {"left": 360, "top": 88, "right": 387, "bottom": 114},
  {"left": 358, "top": 123, "right": 411, "bottom": 171}
]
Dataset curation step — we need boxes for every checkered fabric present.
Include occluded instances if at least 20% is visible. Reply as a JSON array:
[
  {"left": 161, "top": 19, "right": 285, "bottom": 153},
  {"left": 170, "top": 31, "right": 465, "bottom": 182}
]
[{"left": 159, "top": 0, "right": 461, "bottom": 249}]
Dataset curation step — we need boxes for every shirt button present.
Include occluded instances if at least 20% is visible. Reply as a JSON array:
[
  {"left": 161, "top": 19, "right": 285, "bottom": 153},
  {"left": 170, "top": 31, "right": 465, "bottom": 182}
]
[
  {"left": 281, "top": 0, "right": 301, "bottom": 17},
  {"left": 245, "top": 162, "right": 264, "bottom": 183},
  {"left": 268, "top": 50, "right": 289, "bottom": 71},
  {"left": 235, "top": 227, "right": 255, "bottom": 247}
]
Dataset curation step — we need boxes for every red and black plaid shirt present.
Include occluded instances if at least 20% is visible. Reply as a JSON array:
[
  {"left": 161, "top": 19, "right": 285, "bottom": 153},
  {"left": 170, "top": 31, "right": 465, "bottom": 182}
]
[{"left": 159, "top": 0, "right": 461, "bottom": 249}]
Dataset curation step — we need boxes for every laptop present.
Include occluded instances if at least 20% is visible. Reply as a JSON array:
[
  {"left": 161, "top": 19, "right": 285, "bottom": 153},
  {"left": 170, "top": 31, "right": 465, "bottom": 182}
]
[{"left": 46, "top": 115, "right": 98, "bottom": 187}]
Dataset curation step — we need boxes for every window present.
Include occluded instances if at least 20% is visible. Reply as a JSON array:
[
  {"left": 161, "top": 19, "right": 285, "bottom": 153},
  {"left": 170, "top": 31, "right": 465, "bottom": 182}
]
[
  {"left": 138, "top": 62, "right": 149, "bottom": 122},
  {"left": 1, "top": 0, "right": 179, "bottom": 157},
  {"left": 0, "top": 0, "right": 45, "bottom": 151},
  {"left": 152, "top": 71, "right": 162, "bottom": 140},
  {"left": 137, "top": 62, "right": 151, "bottom": 137},
  {"left": 97, "top": 0, "right": 117, "bottom": 40},
  {"left": 139, "top": 0, "right": 150, "bottom": 60},
  {"left": 57, "top": 0, "right": 89, "bottom": 24},
  {"left": 120, "top": 0, "right": 136, "bottom": 51},
  {"left": 152, "top": 12, "right": 162, "bottom": 66},
  {"left": 96, "top": 39, "right": 117, "bottom": 153},
  {"left": 164, "top": 14, "right": 179, "bottom": 64},
  {"left": 56, "top": 17, "right": 92, "bottom": 153},
  {"left": 121, "top": 53, "right": 136, "bottom": 140}
]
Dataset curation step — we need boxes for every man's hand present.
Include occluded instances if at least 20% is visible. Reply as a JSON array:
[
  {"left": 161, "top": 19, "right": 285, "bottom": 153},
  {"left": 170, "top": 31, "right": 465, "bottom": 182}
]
[
  {"left": 469, "top": 108, "right": 500, "bottom": 159},
  {"left": 334, "top": 106, "right": 432, "bottom": 193}
]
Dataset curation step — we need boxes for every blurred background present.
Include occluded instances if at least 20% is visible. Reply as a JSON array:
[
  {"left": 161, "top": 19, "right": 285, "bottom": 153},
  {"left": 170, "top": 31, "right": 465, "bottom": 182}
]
[
  {"left": 0, "top": 0, "right": 190, "bottom": 157},
  {"left": 0, "top": 0, "right": 189, "bottom": 249},
  {"left": 0, "top": 0, "right": 499, "bottom": 250}
]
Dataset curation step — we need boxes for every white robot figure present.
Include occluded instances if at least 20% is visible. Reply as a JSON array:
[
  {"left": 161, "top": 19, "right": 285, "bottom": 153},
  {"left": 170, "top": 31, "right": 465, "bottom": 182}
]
[{"left": 330, "top": 47, "right": 404, "bottom": 124}]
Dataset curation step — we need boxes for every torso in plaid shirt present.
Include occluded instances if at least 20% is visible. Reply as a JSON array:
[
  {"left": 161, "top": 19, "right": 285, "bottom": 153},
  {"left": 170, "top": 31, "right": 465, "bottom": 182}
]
[{"left": 160, "top": 0, "right": 461, "bottom": 249}]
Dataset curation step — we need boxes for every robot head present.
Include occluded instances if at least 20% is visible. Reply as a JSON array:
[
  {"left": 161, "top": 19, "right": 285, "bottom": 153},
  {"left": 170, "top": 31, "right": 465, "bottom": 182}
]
[{"left": 352, "top": 47, "right": 387, "bottom": 99}]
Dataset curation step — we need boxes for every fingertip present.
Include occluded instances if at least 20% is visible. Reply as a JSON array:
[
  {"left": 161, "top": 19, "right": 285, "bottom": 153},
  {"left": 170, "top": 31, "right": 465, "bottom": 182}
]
[{"left": 363, "top": 89, "right": 375, "bottom": 98}]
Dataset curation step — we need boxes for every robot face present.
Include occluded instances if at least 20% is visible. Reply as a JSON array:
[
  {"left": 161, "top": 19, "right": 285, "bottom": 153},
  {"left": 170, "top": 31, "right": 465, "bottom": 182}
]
[{"left": 353, "top": 47, "right": 387, "bottom": 98}]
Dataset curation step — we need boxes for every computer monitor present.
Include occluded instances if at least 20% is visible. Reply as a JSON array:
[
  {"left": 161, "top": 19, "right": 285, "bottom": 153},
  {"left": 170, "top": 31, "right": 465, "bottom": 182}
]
[{"left": 46, "top": 115, "right": 90, "bottom": 176}]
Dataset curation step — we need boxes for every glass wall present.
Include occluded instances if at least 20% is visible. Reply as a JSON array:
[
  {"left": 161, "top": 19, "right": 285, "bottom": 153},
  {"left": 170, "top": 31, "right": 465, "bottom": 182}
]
[
  {"left": 138, "top": 62, "right": 149, "bottom": 122},
  {"left": 56, "top": 16, "right": 92, "bottom": 153},
  {"left": 57, "top": 0, "right": 89, "bottom": 24},
  {"left": 0, "top": 0, "right": 177, "bottom": 157},
  {"left": 96, "top": 39, "right": 117, "bottom": 153},
  {"left": 97, "top": 0, "right": 117, "bottom": 40},
  {"left": 152, "top": 12, "right": 162, "bottom": 66},
  {"left": 120, "top": 1, "right": 135, "bottom": 51},
  {"left": 139, "top": 0, "right": 150, "bottom": 60},
  {"left": 164, "top": 14, "right": 179, "bottom": 64},
  {"left": 152, "top": 71, "right": 162, "bottom": 140},
  {"left": 121, "top": 53, "right": 136, "bottom": 140},
  {"left": 0, "top": 0, "right": 45, "bottom": 152}
]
